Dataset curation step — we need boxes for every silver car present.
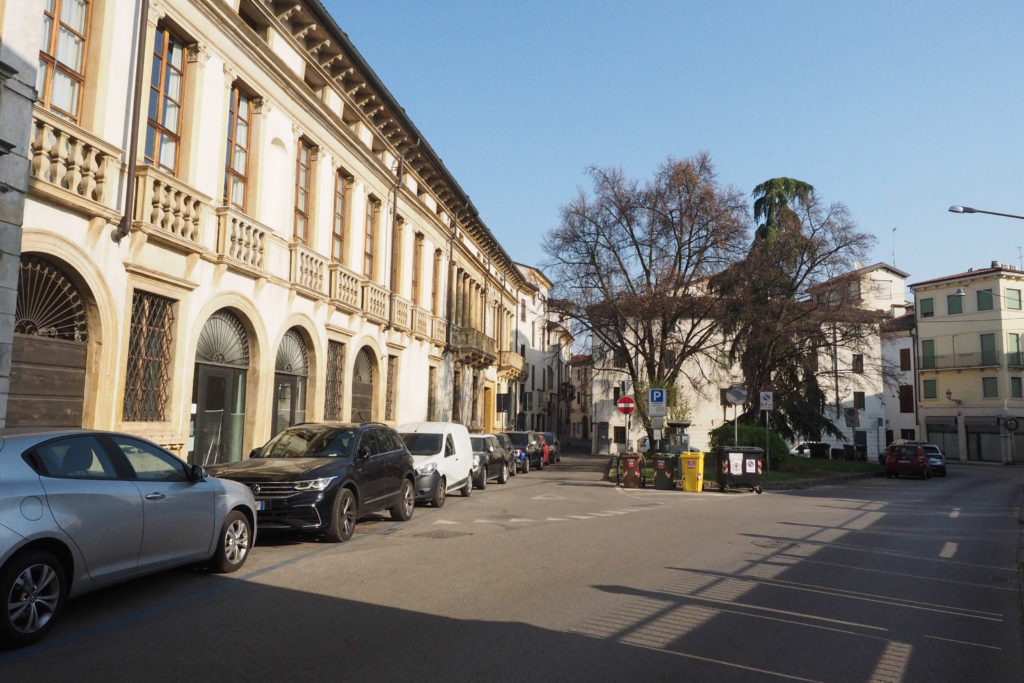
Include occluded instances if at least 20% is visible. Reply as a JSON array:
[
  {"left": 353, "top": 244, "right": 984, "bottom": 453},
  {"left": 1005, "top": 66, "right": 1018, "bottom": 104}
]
[{"left": 0, "top": 430, "right": 256, "bottom": 647}]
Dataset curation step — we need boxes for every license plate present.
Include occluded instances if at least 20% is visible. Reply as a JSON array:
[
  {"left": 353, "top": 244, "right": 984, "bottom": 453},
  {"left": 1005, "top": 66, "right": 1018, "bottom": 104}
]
[{"left": 256, "top": 500, "right": 266, "bottom": 511}]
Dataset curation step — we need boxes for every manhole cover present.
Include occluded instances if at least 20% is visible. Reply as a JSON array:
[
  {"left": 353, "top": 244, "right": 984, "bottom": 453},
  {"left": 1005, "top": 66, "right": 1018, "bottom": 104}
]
[{"left": 415, "top": 529, "right": 472, "bottom": 539}]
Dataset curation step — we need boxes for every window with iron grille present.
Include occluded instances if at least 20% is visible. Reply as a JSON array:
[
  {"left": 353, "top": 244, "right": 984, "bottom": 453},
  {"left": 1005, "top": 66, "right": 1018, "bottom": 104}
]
[
  {"left": 325, "top": 340, "right": 345, "bottom": 420},
  {"left": 37, "top": 0, "right": 90, "bottom": 122},
  {"left": 452, "top": 367, "right": 462, "bottom": 423},
  {"left": 123, "top": 291, "right": 175, "bottom": 421},
  {"left": 427, "top": 365, "right": 437, "bottom": 420},
  {"left": 385, "top": 354, "right": 398, "bottom": 421}
]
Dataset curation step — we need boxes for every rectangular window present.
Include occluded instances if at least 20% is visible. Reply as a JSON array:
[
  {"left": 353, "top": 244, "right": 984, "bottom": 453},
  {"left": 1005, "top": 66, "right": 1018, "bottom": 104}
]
[
  {"left": 123, "top": 291, "right": 175, "bottom": 421},
  {"left": 1009, "top": 333, "right": 1021, "bottom": 367},
  {"left": 921, "top": 339, "right": 935, "bottom": 369},
  {"left": 294, "top": 138, "right": 312, "bottom": 242},
  {"left": 980, "top": 333, "right": 996, "bottom": 366},
  {"left": 332, "top": 171, "right": 350, "bottom": 263},
  {"left": 411, "top": 233, "right": 423, "bottom": 305},
  {"left": 922, "top": 379, "right": 937, "bottom": 399},
  {"left": 224, "top": 85, "right": 251, "bottom": 209},
  {"left": 613, "top": 426, "right": 626, "bottom": 444},
  {"left": 852, "top": 354, "right": 864, "bottom": 374},
  {"left": 427, "top": 366, "right": 438, "bottom": 421},
  {"left": 145, "top": 26, "right": 186, "bottom": 173},
  {"left": 385, "top": 355, "right": 398, "bottom": 421},
  {"left": 1012, "top": 377, "right": 1023, "bottom": 399},
  {"left": 364, "top": 196, "right": 378, "bottom": 278},
  {"left": 898, "top": 385, "right": 914, "bottom": 413},
  {"left": 390, "top": 218, "right": 403, "bottom": 294},
  {"left": 324, "top": 341, "right": 345, "bottom": 420},
  {"left": 900, "top": 428, "right": 916, "bottom": 440},
  {"left": 947, "top": 294, "right": 962, "bottom": 315},
  {"left": 899, "top": 348, "right": 911, "bottom": 371},
  {"left": 431, "top": 250, "right": 441, "bottom": 314},
  {"left": 919, "top": 297, "right": 934, "bottom": 318},
  {"left": 853, "top": 392, "right": 865, "bottom": 410},
  {"left": 982, "top": 376, "right": 999, "bottom": 398},
  {"left": 1007, "top": 289, "right": 1022, "bottom": 310},
  {"left": 520, "top": 301, "right": 526, "bottom": 322},
  {"left": 38, "top": 0, "right": 90, "bottom": 121},
  {"left": 977, "top": 289, "right": 994, "bottom": 311}
]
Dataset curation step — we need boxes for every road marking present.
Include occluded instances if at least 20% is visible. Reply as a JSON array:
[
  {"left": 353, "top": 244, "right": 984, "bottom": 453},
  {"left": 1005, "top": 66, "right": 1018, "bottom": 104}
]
[
  {"left": 532, "top": 494, "right": 566, "bottom": 500},
  {"left": 924, "top": 634, "right": 1001, "bottom": 651},
  {"left": 939, "top": 542, "right": 958, "bottom": 558},
  {"left": 587, "top": 511, "right": 616, "bottom": 517},
  {"left": 949, "top": 508, "right": 961, "bottom": 519},
  {"left": 433, "top": 519, "right": 458, "bottom": 525},
  {"left": 569, "top": 515, "right": 592, "bottom": 520},
  {"left": 547, "top": 516, "right": 568, "bottom": 521},
  {"left": 473, "top": 519, "right": 500, "bottom": 524},
  {"left": 869, "top": 641, "right": 911, "bottom": 683},
  {"left": 509, "top": 518, "right": 534, "bottom": 523}
]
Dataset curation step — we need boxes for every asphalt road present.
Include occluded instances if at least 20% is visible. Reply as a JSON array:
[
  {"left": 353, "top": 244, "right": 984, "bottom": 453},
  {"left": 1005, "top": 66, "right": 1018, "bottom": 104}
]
[{"left": 3, "top": 455, "right": 1022, "bottom": 682}]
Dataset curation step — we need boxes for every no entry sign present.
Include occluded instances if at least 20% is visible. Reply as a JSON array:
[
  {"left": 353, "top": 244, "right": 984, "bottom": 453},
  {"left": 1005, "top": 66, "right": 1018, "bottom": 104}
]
[{"left": 617, "top": 396, "right": 636, "bottom": 414}]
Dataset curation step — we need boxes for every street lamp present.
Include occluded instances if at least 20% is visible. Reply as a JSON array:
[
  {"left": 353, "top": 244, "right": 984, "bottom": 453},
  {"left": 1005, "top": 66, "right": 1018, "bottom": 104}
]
[{"left": 948, "top": 205, "right": 1024, "bottom": 221}]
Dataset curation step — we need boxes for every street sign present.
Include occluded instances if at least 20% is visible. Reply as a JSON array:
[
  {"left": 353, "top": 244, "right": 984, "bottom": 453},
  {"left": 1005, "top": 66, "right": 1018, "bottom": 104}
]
[
  {"left": 616, "top": 396, "right": 636, "bottom": 414},
  {"left": 760, "top": 391, "right": 773, "bottom": 411},
  {"left": 725, "top": 383, "right": 747, "bottom": 405},
  {"left": 648, "top": 388, "right": 666, "bottom": 417}
]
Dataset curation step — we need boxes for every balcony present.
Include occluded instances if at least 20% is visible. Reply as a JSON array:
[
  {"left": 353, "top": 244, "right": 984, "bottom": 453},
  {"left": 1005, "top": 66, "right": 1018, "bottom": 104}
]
[
  {"left": 329, "top": 263, "right": 361, "bottom": 313},
  {"left": 216, "top": 205, "right": 267, "bottom": 275},
  {"left": 411, "top": 306, "right": 432, "bottom": 340},
  {"left": 498, "top": 349, "right": 526, "bottom": 380},
  {"left": 289, "top": 242, "right": 327, "bottom": 298},
  {"left": 28, "top": 106, "right": 122, "bottom": 222},
  {"left": 431, "top": 315, "right": 447, "bottom": 345},
  {"left": 451, "top": 325, "right": 497, "bottom": 368},
  {"left": 361, "top": 280, "right": 389, "bottom": 324},
  {"left": 921, "top": 352, "right": 1000, "bottom": 370},
  {"left": 133, "top": 165, "right": 208, "bottom": 253},
  {"left": 389, "top": 295, "right": 411, "bottom": 332}
]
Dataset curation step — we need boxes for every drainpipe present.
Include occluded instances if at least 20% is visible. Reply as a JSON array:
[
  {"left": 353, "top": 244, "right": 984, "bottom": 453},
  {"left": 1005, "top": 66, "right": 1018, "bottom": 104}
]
[{"left": 114, "top": 0, "right": 150, "bottom": 242}]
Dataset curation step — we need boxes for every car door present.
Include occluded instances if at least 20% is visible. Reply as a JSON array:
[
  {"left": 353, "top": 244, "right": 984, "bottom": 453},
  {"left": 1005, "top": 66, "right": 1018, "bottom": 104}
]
[
  {"left": 33, "top": 434, "right": 144, "bottom": 582},
  {"left": 377, "top": 428, "right": 404, "bottom": 501},
  {"left": 354, "top": 429, "right": 386, "bottom": 507},
  {"left": 486, "top": 436, "right": 501, "bottom": 476},
  {"left": 106, "top": 435, "right": 217, "bottom": 570}
]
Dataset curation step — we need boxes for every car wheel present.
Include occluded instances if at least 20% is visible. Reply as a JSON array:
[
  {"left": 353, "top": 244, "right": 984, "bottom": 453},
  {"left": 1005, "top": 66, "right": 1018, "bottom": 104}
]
[
  {"left": 475, "top": 469, "right": 487, "bottom": 490},
  {"left": 324, "top": 488, "right": 357, "bottom": 542},
  {"left": 522, "top": 458, "right": 529, "bottom": 474},
  {"left": 0, "top": 550, "right": 66, "bottom": 648},
  {"left": 390, "top": 478, "right": 415, "bottom": 521},
  {"left": 537, "top": 455, "right": 544, "bottom": 471},
  {"left": 497, "top": 463, "right": 509, "bottom": 484},
  {"left": 210, "top": 510, "right": 252, "bottom": 573},
  {"left": 924, "top": 468, "right": 931, "bottom": 480},
  {"left": 461, "top": 475, "right": 473, "bottom": 497},
  {"left": 432, "top": 477, "right": 446, "bottom": 508}
]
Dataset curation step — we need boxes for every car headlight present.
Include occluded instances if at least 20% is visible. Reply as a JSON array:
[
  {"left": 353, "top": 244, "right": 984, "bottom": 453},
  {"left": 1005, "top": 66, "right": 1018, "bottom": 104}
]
[
  {"left": 416, "top": 462, "right": 437, "bottom": 475},
  {"left": 293, "top": 477, "right": 336, "bottom": 491},
  {"left": 473, "top": 454, "right": 481, "bottom": 467}
]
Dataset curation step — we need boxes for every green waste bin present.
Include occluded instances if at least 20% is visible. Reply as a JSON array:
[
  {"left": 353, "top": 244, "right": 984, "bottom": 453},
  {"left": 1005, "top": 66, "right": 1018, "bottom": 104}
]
[{"left": 652, "top": 453, "right": 679, "bottom": 490}]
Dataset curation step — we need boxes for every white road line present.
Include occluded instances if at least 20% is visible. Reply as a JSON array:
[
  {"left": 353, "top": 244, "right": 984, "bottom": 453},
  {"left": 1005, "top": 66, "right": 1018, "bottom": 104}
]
[
  {"left": 949, "top": 508, "right": 961, "bottom": 519},
  {"left": 939, "top": 542, "right": 958, "bottom": 559},
  {"left": 509, "top": 518, "right": 534, "bottom": 523},
  {"left": 547, "top": 517, "right": 568, "bottom": 521},
  {"left": 569, "top": 515, "right": 593, "bottom": 520},
  {"left": 924, "top": 634, "right": 1001, "bottom": 651},
  {"left": 473, "top": 519, "right": 500, "bottom": 524},
  {"left": 433, "top": 519, "right": 458, "bottom": 525}
]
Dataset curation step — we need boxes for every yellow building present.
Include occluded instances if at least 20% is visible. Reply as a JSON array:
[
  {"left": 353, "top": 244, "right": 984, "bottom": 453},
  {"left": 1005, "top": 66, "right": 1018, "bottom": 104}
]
[{"left": 911, "top": 262, "right": 1024, "bottom": 463}]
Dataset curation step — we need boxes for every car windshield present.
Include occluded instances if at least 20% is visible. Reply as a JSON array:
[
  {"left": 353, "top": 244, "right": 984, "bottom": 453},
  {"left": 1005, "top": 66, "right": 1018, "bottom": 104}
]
[
  {"left": 506, "top": 433, "right": 527, "bottom": 446},
  {"left": 470, "top": 437, "right": 487, "bottom": 451},
  {"left": 402, "top": 433, "right": 442, "bottom": 455},
  {"left": 258, "top": 426, "right": 356, "bottom": 458}
]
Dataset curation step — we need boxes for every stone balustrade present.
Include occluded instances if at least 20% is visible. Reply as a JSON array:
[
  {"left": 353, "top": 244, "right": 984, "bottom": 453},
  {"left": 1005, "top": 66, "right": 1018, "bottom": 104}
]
[
  {"left": 134, "top": 165, "right": 206, "bottom": 245},
  {"left": 29, "top": 107, "right": 120, "bottom": 210},
  {"left": 289, "top": 242, "right": 327, "bottom": 294},
  {"left": 216, "top": 205, "right": 267, "bottom": 270},
  {"left": 361, "top": 281, "right": 389, "bottom": 322}
]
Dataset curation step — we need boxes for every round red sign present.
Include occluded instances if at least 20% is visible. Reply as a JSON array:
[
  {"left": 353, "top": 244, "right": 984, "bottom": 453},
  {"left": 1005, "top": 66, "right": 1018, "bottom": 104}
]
[{"left": 616, "top": 396, "right": 636, "bottom": 414}]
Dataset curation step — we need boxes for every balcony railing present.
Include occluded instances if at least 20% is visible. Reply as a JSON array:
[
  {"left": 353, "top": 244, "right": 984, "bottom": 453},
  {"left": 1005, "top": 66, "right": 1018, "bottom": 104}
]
[
  {"left": 451, "top": 325, "right": 497, "bottom": 367},
  {"left": 216, "top": 205, "right": 267, "bottom": 272},
  {"left": 498, "top": 349, "right": 525, "bottom": 380},
  {"left": 289, "top": 242, "right": 327, "bottom": 295},
  {"left": 133, "top": 165, "right": 207, "bottom": 248},
  {"left": 411, "top": 306, "right": 432, "bottom": 339},
  {"left": 29, "top": 107, "right": 121, "bottom": 216},
  {"left": 432, "top": 315, "right": 447, "bottom": 345},
  {"left": 329, "top": 263, "right": 361, "bottom": 312},
  {"left": 921, "top": 352, "right": 1000, "bottom": 370},
  {"left": 361, "top": 281, "right": 389, "bottom": 323},
  {"left": 389, "top": 295, "right": 411, "bottom": 331}
]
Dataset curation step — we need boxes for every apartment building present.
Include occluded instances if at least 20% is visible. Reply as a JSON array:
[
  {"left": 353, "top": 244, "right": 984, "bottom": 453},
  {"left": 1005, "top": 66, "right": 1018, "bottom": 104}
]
[
  {"left": 7, "top": 0, "right": 533, "bottom": 463},
  {"left": 910, "top": 262, "right": 1024, "bottom": 464},
  {"left": 880, "top": 309, "right": 918, "bottom": 445}
]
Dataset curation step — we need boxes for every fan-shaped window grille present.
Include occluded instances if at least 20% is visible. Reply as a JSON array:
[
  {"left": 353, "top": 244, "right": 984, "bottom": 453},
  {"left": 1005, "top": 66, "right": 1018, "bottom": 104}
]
[
  {"left": 353, "top": 348, "right": 375, "bottom": 383},
  {"left": 276, "top": 329, "right": 308, "bottom": 376},
  {"left": 196, "top": 310, "right": 249, "bottom": 368},
  {"left": 15, "top": 254, "right": 88, "bottom": 342}
]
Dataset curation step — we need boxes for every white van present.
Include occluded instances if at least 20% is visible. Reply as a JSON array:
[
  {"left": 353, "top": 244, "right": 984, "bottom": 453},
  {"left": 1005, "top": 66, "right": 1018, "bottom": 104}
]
[{"left": 398, "top": 422, "right": 474, "bottom": 508}]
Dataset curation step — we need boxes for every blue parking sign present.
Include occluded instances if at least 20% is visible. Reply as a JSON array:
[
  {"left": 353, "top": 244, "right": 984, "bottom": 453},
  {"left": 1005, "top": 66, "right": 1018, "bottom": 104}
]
[{"left": 649, "top": 388, "right": 666, "bottom": 416}]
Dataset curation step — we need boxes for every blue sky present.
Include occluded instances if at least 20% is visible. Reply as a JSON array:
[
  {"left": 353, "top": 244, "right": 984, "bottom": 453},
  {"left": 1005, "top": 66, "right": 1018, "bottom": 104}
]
[{"left": 325, "top": 0, "right": 1024, "bottom": 291}]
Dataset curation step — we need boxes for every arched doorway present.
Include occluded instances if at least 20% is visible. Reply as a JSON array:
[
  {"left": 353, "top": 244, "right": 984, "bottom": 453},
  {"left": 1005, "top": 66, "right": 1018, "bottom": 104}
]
[
  {"left": 273, "top": 328, "right": 308, "bottom": 435},
  {"left": 189, "top": 310, "right": 249, "bottom": 465},
  {"left": 8, "top": 254, "right": 89, "bottom": 429},
  {"left": 350, "top": 347, "right": 377, "bottom": 422}
]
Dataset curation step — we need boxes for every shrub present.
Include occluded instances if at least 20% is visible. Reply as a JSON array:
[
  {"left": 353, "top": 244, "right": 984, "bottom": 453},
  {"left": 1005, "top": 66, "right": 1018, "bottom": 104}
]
[{"left": 709, "top": 421, "right": 789, "bottom": 469}]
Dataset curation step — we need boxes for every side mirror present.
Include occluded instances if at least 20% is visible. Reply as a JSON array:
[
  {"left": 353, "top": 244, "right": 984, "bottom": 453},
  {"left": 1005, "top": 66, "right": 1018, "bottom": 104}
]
[
  {"left": 249, "top": 448, "right": 260, "bottom": 458},
  {"left": 358, "top": 445, "right": 372, "bottom": 460},
  {"left": 191, "top": 464, "right": 207, "bottom": 481}
]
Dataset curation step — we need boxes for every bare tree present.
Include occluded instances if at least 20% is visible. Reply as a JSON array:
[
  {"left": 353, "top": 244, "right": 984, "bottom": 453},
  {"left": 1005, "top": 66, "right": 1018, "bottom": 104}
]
[
  {"left": 543, "top": 153, "right": 749, "bottom": 431},
  {"left": 711, "top": 178, "right": 879, "bottom": 440}
]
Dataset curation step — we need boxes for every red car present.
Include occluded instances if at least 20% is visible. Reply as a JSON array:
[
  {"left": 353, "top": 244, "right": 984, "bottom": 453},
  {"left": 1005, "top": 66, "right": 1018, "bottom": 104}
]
[{"left": 885, "top": 442, "right": 931, "bottom": 479}]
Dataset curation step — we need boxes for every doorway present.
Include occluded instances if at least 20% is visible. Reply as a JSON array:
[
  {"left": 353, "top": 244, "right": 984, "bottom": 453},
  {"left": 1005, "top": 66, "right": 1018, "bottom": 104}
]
[{"left": 190, "top": 310, "right": 249, "bottom": 465}]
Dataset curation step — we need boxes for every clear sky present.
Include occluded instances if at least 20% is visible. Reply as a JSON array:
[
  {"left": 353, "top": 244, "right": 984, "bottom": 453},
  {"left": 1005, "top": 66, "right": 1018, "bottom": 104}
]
[{"left": 325, "top": 0, "right": 1024, "bottom": 292}]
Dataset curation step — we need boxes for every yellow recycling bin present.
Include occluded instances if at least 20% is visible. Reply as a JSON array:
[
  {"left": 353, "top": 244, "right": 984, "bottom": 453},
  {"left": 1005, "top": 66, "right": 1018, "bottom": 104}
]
[{"left": 680, "top": 452, "right": 705, "bottom": 492}]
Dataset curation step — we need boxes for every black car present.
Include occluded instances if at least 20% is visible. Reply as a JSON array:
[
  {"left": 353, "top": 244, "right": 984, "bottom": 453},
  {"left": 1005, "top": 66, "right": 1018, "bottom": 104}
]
[
  {"left": 502, "top": 430, "right": 544, "bottom": 472},
  {"left": 470, "top": 433, "right": 514, "bottom": 489},
  {"left": 494, "top": 433, "right": 516, "bottom": 477},
  {"left": 208, "top": 422, "right": 416, "bottom": 542}
]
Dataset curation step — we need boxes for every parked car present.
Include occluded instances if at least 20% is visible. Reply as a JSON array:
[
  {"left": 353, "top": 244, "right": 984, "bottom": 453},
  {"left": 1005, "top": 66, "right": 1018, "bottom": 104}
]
[
  {"left": 0, "top": 429, "right": 256, "bottom": 647},
  {"left": 921, "top": 443, "right": 947, "bottom": 477},
  {"left": 399, "top": 422, "right": 474, "bottom": 507},
  {"left": 541, "top": 432, "right": 561, "bottom": 462},
  {"left": 207, "top": 422, "right": 415, "bottom": 543},
  {"left": 469, "top": 434, "right": 514, "bottom": 489},
  {"left": 884, "top": 441, "right": 931, "bottom": 479},
  {"left": 502, "top": 431, "right": 544, "bottom": 472},
  {"left": 494, "top": 433, "right": 516, "bottom": 477}
]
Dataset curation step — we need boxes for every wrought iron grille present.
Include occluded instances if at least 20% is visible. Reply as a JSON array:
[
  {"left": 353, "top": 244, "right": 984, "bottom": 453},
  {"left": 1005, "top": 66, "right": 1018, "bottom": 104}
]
[
  {"left": 276, "top": 328, "right": 308, "bottom": 375},
  {"left": 15, "top": 254, "right": 88, "bottom": 341},
  {"left": 385, "top": 354, "right": 397, "bottom": 421},
  {"left": 325, "top": 340, "right": 345, "bottom": 420},
  {"left": 197, "top": 310, "right": 249, "bottom": 367},
  {"left": 123, "top": 291, "right": 174, "bottom": 421}
]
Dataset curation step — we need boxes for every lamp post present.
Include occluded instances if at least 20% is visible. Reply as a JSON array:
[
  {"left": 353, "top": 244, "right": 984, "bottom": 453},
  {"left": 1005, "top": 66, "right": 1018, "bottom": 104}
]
[{"left": 948, "top": 205, "right": 1024, "bottom": 221}]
